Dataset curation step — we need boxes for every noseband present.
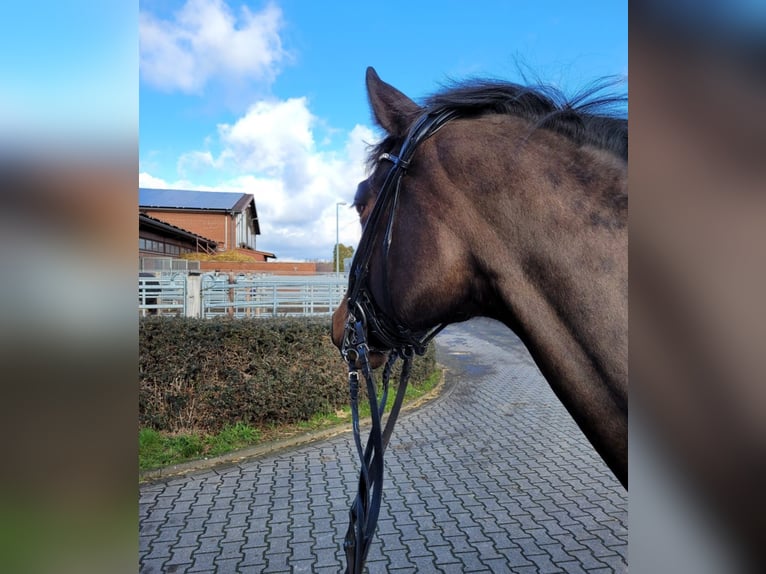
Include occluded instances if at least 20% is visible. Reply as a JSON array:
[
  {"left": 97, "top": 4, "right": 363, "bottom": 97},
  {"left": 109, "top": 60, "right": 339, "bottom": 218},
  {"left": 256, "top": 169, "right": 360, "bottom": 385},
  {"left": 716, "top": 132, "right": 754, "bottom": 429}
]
[{"left": 341, "top": 107, "right": 458, "bottom": 574}]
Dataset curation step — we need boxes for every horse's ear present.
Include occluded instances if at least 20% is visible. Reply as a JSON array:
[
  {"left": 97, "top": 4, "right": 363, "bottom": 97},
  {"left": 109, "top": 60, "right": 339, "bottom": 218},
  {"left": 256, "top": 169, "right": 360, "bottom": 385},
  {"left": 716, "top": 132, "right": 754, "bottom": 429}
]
[{"left": 366, "top": 67, "right": 421, "bottom": 136}]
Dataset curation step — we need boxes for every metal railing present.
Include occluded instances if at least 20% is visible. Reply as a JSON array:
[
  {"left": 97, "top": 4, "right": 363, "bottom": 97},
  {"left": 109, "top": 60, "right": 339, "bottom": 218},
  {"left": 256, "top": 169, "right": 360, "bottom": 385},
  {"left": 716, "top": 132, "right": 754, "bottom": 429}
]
[
  {"left": 140, "top": 256, "right": 200, "bottom": 273},
  {"left": 139, "top": 272, "right": 347, "bottom": 318},
  {"left": 139, "top": 273, "right": 187, "bottom": 317}
]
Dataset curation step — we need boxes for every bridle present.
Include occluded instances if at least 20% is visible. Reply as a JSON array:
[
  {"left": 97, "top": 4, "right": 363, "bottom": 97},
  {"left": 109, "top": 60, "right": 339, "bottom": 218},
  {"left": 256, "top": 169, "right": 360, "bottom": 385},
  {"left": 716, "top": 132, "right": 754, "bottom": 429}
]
[
  {"left": 342, "top": 105, "right": 459, "bottom": 359},
  {"left": 340, "top": 106, "right": 458, "bottom": 574}
]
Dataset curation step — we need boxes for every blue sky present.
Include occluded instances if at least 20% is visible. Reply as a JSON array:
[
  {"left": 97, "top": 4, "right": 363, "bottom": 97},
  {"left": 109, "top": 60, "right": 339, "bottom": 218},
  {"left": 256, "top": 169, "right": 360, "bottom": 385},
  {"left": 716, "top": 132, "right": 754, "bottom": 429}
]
[
  {"left": 139, "top": 0, "right": 627, "bottom": 261},
  {"left": 0, "top": 2, "right": 137, "bottom": 147}
]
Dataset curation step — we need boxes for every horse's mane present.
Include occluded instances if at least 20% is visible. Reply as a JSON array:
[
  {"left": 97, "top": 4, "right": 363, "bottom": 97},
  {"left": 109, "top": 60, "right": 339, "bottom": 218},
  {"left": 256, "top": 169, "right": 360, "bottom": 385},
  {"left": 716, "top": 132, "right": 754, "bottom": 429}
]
[{"left": 368, "top": 78, "right": 627, "bottom": 169}]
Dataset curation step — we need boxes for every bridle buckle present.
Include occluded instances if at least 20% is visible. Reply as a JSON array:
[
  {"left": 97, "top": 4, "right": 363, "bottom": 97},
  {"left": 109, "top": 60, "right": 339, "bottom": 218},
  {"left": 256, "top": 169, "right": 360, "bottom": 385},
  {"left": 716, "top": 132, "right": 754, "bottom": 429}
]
[{"left": 378, "top": 152, "right": 410, "bottom": 170}]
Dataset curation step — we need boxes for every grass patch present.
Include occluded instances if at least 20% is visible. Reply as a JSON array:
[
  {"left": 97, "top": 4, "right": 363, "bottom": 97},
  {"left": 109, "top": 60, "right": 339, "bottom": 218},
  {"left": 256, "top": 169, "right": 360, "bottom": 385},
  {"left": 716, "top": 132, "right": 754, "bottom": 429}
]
[
  {"left": 139, "top": 422, "right": 261, "bottom": 471},
  {"left": 139, "top": 369, "right": 441, "bottom": 473},
  {"left": 353, "top": 369, "right": 442, "bottom": 420}
]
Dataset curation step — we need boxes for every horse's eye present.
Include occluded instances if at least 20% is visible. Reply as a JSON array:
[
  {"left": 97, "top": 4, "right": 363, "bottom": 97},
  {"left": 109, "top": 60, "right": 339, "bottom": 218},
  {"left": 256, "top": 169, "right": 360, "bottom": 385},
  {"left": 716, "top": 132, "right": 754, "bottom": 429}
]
[{"left": 358, "top": 207, "right": 371, "bottom": 227}]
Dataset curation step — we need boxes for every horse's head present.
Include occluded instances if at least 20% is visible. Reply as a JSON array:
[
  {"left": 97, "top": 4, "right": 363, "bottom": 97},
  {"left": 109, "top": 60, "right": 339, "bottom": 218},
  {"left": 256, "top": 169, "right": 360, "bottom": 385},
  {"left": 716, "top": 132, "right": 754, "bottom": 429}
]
[{"left": 331, "top": 68, "right": 480, "bottom": 366}]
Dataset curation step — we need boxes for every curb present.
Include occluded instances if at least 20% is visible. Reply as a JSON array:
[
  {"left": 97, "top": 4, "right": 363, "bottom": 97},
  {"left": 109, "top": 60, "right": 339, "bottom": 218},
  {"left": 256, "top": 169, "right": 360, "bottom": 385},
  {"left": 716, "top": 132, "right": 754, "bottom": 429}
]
[{"left": 139, "top": 368, "right": 449, "bottom": 484}]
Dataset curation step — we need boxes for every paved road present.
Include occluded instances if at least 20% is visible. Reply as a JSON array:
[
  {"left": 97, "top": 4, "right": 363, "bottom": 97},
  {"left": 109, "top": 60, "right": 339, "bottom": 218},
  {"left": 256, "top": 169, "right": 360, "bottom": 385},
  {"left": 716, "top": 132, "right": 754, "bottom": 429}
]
[{"left": 140, "top": 318, "right": 627, "bottom": 573}]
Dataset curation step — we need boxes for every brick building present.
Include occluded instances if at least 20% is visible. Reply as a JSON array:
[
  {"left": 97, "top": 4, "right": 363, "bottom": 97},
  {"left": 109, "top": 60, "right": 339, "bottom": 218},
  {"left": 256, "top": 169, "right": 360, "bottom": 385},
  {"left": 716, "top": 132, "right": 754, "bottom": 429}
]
[
  {"left": 139, "top": 187, "right": 275, "bottom": 261},
  {"left": 139, "top": 213, "right": 218, "bottom": 258}
]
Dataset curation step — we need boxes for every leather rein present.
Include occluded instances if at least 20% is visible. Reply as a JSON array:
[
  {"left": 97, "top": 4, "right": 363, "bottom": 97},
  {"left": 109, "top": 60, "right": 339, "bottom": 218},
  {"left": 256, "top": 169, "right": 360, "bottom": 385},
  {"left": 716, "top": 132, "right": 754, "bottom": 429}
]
[{"left": 341, "top": 107, "right": 458, "bottom": 574}]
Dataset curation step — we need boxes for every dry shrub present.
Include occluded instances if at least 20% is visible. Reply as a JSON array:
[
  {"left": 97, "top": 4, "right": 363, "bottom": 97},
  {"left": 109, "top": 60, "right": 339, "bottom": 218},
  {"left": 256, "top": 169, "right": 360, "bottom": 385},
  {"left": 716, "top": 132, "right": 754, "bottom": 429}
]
[{"left": 139, "top": 317, "right": 435, "bottom": 433}]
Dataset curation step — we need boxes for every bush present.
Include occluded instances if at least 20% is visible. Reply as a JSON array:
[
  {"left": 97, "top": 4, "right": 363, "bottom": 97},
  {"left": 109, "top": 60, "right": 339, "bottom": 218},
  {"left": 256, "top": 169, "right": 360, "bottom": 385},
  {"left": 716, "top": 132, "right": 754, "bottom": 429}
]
[
  {"left": 180, "top": 250, "right": 257, "bottom": 262},
  {"left": 139, "top": 317, "right": 435, "bottom": 433}
]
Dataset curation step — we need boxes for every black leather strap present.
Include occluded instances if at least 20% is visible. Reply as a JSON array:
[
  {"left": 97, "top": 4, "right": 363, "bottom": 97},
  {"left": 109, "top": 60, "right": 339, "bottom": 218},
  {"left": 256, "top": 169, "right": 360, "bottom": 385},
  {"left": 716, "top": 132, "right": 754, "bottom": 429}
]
[
  {"left": 345, "top": 107, "right": 458, "bottom": 355},
  {"left": 341, "top": 106, "right": 459, "bottom": 574},
  {"left": 343, "top": 323, "right": 413, "bottom": 573}
]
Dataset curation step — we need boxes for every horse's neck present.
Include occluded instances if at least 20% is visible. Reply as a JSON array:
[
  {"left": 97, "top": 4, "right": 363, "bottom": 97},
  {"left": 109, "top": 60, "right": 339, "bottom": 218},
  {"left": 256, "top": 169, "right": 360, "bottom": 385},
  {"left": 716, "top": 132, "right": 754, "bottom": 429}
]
[
  {"left": 471, "top": 142, "right": 628, "bottom": 484},
  {"left": 479, "top": 141, "right": 627, "bottom": 365}
]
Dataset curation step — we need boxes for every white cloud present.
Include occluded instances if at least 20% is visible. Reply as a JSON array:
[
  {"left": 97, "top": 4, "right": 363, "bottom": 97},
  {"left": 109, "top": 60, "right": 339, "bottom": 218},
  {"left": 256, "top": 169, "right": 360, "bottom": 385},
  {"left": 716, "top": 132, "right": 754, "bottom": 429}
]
[
  {"left": 138, "top": 172, "right": 173, "bottom": 188},
  {"left": 139, "top": 171, "right": 207, "bottom": 191},
  {"left": 176, "top": 149, "right": 233, "bottom": 178},
  {"left": 140, "top": 106, "right": 375, "bottom": 260},
  {"left": 218, "top": 97, "right": 315, "bottom": 175},
  {"left": 139, "top": 2, "right": 375, "bottom": 260},
  {"left": 140, "top": 0, "right": 287, "bottom": 93}
]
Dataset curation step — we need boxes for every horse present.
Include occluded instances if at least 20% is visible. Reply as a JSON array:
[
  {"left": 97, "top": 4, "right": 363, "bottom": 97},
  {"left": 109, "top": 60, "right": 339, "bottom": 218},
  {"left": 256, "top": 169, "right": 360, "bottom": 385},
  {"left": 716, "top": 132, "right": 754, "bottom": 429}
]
[{"left": 331, "top": 66, "right": 627, "bottom": 570}]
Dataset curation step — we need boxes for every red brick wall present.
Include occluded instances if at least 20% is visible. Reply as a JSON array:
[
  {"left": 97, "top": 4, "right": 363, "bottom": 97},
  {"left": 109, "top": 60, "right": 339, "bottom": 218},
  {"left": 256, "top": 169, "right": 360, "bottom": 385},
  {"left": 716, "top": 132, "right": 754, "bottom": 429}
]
[
  {"left": 144, "top": 211, "right": 232, "bottom": 249},
  {"left": 198, "top": 261, "right": 324, "bottom": 275}
]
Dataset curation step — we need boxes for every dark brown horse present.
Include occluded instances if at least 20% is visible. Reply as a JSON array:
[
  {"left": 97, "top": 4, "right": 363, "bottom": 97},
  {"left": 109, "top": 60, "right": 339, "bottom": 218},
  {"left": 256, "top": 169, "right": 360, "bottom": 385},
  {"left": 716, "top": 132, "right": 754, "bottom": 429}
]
[
  {"left": 333, "top": 66, "right": 627, "bottom": 487},
  {"left": 333, "top": 71, "right": 626, "bottom": 571}
]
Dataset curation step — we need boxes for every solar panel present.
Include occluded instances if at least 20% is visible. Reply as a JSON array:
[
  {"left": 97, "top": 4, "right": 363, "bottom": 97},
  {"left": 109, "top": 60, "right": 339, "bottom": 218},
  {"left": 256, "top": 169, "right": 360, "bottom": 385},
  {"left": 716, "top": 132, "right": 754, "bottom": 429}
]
[{"left": 139, "top": 188, "right": 247, "bottom": 210}]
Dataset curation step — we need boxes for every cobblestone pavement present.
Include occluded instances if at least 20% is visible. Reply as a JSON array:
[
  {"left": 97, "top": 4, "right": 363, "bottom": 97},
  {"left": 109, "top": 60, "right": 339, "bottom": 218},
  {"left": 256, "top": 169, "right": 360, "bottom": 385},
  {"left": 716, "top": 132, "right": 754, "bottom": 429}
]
[{"left": 140, "top": 317, "right": 627, "bottom": 573}]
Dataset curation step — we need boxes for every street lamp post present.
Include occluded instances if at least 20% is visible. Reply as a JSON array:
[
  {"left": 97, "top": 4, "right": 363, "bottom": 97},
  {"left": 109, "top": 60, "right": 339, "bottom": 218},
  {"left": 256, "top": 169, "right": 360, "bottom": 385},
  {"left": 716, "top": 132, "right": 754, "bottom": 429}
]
[{"left": 336, "top": 202, "right": 347, "bottom": 276}]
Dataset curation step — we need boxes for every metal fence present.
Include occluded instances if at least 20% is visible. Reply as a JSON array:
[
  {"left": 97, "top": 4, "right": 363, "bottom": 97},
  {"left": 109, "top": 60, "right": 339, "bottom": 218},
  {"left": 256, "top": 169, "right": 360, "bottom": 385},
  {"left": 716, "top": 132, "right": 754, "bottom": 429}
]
[
  {"left": 139, "top": 272, "right": 347, "bottom": 318},
  {"left": 139, "top": 273, "right": 187, "bottom": 316},
  {"left": 140, "top": 256, "right": 200, "bottom": 273}
]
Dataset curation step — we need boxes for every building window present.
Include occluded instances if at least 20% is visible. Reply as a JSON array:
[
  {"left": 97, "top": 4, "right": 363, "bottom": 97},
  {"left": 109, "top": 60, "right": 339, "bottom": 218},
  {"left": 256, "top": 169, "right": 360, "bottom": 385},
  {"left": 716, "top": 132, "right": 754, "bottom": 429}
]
[
  {"left": 140, "top": 236, "right": 200, "bottom": 256},
  {"left": 140, "top": 237, "right": 176, "bottom": 254}
]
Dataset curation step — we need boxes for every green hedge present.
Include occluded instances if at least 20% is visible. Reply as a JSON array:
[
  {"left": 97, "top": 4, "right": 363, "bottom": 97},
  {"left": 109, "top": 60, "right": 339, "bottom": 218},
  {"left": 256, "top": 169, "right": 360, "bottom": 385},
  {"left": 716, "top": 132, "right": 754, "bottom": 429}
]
[{"left": 139, "top": 317, "right": 435, "bottom": 433}]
